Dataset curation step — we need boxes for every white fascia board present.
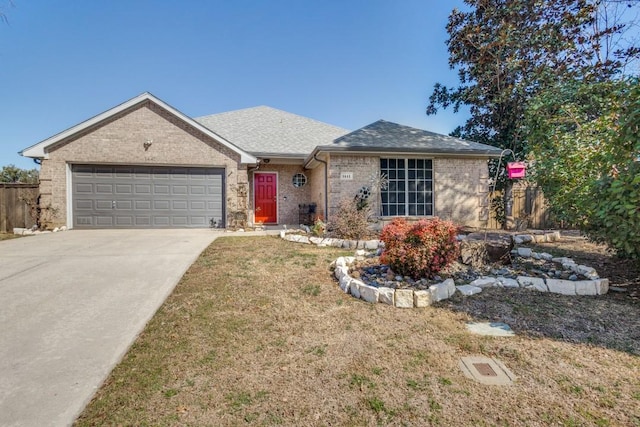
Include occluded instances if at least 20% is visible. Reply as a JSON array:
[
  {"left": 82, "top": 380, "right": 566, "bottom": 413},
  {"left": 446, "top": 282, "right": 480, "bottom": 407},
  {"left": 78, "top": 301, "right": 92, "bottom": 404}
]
[{"left": 20, "top": 92, "right": 257, "bottom": 164}]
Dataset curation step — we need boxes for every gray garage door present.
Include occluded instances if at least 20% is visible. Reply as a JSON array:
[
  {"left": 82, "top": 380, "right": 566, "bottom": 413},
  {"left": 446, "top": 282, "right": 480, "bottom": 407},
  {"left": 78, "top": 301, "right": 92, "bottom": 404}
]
[{"left": 72, "top": 165, "right": 225, "bottom": 228}]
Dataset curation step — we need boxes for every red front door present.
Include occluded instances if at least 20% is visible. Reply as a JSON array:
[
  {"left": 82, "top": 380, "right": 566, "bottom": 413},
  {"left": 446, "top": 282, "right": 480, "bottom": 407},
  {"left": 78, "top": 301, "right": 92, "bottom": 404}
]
[{"left": 254, "top": 173, "right": 277, "bottom": 224}]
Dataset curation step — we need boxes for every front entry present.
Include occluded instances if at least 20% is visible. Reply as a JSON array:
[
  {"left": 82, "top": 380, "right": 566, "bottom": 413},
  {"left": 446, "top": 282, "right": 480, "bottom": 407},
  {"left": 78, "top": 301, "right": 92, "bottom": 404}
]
[{"left": 254, "top": 172, "right": 277, "bottom": 224}]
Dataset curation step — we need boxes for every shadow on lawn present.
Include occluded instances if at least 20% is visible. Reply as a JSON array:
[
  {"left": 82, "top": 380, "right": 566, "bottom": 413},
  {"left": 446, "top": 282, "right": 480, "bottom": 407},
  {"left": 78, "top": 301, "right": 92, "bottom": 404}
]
[{"left": 439, "top": 286, "right": 640, "bottom": 356}]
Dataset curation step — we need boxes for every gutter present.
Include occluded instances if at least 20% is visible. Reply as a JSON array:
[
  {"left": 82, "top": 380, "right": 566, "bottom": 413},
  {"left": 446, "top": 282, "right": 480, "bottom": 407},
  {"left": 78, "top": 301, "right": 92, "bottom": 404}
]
[{"left": 313, "top": 152, "right": 329, "bottom": 221}]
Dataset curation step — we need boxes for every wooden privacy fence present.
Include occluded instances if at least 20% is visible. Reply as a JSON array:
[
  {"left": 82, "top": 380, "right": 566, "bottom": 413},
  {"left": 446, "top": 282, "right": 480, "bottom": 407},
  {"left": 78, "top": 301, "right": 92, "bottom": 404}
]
[
  {"left": 488, "top": 184, "right": 554, "bottom": 230},
  {"left": 0, "top": 183, "right": 38, "bottom": 233}
]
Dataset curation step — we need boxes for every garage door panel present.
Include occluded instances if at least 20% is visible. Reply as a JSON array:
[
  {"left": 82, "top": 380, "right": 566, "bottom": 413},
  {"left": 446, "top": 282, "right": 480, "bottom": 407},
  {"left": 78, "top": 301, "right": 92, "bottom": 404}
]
[
  {"left": 115, "top": 184, "right": 132, "bottom": 194},
  {"left": 135, "top": 184, "right": 152, "bottom": 194},
  {"left": 95, "top": 184, "right": 113, "bottom": 194},
  {"left": 96, "top": 216, "right": 114, "bottom": 226},
  {"left": 115, "top": 216, "right": 134, "bottom": 226},
  {"left": 72, "top": 165, "right": 224, "bottom": 229},
  {"left": 172, "top": 185, "right": 188, "bottom": 195},
  {"left": 135, "top": 200, "right": 151, "bottom": 210}
]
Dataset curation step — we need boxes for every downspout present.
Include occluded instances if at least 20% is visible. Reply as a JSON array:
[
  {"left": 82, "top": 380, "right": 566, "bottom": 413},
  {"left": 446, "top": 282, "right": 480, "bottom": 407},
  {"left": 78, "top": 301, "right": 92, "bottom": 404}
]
[{"left": 313, "top": 153, "right": 328, "bottom": 221}]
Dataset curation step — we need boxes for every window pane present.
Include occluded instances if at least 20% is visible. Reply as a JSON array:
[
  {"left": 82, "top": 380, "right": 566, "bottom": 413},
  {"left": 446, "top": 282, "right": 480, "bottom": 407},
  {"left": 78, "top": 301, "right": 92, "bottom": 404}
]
[
  {"left": 389, "top": 159, "right": 396, "bottom": 168},
  {"left": 398, "top": 159, "right": 405, "bottom": 168},
  {"left": 409, "top": 205, "right": 416, "bottom": 215},
  {"left": 398, "top": 205, "right": 406, "bottom": 215},
  {"left": 417, "top": 159, "right": 424, "bottom": 168},
  {"left": 388, "top": 170, "right": 396, "bottom": 179},
  {"left": 398, "top": 181, "right": 405, "bottom": 191},
  {"left": 389, "top": 205, "right": 397, "bottom": 216},
  {"left": 398, "top": 193, "right": 405, "bottom": 203},
  {"left": 380, "top": 159, "right": 388, "bottom": 169},
  {"left": 417, "top": 205, "right": 425, "bottom": 215},
  {"left": 408, "top": 159, "right": 415, "bottom": 168},
  {"left": 397, "top": 169, "right": 405, "bottom": 179}
]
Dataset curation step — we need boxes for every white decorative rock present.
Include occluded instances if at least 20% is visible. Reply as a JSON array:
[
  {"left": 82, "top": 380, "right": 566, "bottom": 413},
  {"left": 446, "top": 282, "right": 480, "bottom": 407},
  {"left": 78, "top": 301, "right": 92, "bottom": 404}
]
[
  {"left": 378, "top": 287, "right": 395, "bottom": 305},
  {"left": 364, "top": 240, "right": 380, "bottom": 250},
  {"left": 309, "top": 237, "right": 323, "bottom": 245},
  {"left": 595, "top": 278, "right": 609, "bottom": 295},
  {"left": 575, "top": 280, "right": 598, "bottom": 296},
  {"left": 339, "top": 275, "right": 352, "bottom": 293},
  {"left": 539, "top": 252, "right": 554, "bottom": 261},
  {"left": 531, "top": 252, "right": 541, "bottom": 260},
  {"left": 350, "top": 280, "right": 363, "bottom": 299},
  {"left": 335, "top": 257, "right": 347, "bottom": 268},
  {"left": 394, "top": 289, "right": 414, "bottom": 308},
  {"left": 497, "top": 277, "right": 520, "bottom": 288},
  {"left": 355, "top": 249, "right": 367, "bottom": 257},
  {"left": 344, "top": 257, "right": 356, "bottom": 265},
  {"left": 457, "top": 285, "right": 483, "bottom": 296},
  {"left": 576, "top": 265, "right": 598, "bottom": 278},
  {"left": 514, "top": 234, "right": 534, "bottom": 244},
  {"left": 517, "top": 276, "right": 547, "bottom": 292},
  {"left": 444, "top": 278, "right": 456, "bottom": 297},
  {"left": 331, "top": 239, "right": 344, "bottom": 248},
  {"left": 517, "top": 247, "right": 533, "bottom": 258},
  {"left": 413, "top": 290, "right": 432, "bottom": 307},
  {"left": 470, "top": 276, "right": 499, "bottom": 288},
  {"left": 429, "top": 278, "right": 456, "bottom": 302},
  {"left": 334, "top": 266, "right": 349, "bottom": 280},
  {"left": 552, "top": 257, "right": 574, "bottom": 265},
  {"left": 546, "top": 279, "right": 577, "bottom": 295},
  {"left": 359, "top": 284, "right": 379, "bottom": 303},
  {"left": 13, "top": 228, "right": 26, "bottom": 235}
]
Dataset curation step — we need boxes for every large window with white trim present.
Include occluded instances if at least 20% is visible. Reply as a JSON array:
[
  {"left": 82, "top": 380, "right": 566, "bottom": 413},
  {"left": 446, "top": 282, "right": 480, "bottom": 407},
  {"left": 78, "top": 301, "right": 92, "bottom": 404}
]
[{"left": 380, "top": 158, "right": 433, "bottom": 216}]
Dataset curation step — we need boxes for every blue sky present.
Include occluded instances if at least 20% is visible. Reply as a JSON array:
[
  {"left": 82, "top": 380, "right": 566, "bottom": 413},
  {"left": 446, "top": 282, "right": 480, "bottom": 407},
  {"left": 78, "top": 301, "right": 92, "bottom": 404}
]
[{"left": 0, "top": 0, "right": 468, "bottom": 170}]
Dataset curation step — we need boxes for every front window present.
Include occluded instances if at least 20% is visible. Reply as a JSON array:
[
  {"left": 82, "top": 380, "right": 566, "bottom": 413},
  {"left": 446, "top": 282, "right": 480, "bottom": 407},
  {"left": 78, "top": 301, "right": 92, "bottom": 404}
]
[{"left": 380, "top": 158, "right": 433, "bottom": 216}]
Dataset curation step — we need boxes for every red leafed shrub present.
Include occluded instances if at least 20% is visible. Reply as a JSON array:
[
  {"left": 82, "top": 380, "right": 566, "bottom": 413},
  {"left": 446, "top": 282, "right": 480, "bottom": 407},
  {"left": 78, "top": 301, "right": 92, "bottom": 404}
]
[{"left": 380, "top": 218, "right": 460, "bottom": 279}]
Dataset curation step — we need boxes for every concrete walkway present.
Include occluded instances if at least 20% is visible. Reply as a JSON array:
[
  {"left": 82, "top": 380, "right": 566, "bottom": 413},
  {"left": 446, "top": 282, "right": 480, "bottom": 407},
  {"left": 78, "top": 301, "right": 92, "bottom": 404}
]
[{"left": 0, "top": 229, "right": 276, "bottom": 427}]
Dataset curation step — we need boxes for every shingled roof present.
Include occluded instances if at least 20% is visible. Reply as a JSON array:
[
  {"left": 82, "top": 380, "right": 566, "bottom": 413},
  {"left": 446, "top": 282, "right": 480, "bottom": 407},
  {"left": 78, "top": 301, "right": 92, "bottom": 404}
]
[
  {"left": 195, "top": 106, "right": 349, "bottom": 158},
  {"left": 321, "top": 120, "right": 503, "bottom": 156}
]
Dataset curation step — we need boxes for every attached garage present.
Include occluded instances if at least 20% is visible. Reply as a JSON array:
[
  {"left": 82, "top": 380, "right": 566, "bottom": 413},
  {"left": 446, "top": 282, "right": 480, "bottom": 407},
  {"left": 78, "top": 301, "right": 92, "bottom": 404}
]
[{"left": 72, "top": 165, "right": 225, "bottom": 229}]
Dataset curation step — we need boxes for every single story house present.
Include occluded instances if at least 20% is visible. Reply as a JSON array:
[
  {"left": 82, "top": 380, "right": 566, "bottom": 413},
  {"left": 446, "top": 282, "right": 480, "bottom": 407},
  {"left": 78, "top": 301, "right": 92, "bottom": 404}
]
[{"left": 20, "top": 92, "right": 502, "bottom": 229}]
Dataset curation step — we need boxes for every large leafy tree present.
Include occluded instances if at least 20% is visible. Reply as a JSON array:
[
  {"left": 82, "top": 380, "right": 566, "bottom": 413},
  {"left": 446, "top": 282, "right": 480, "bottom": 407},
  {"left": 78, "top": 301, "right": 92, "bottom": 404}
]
[
  {"left": 0, "top": 164, "right": 39, "bottom": 184},
  {"left": 525, "top": 78, "right": 639, "bottom": 257},
  {"left": 427, "top": 0, "right": 638, "bottom": 155}
]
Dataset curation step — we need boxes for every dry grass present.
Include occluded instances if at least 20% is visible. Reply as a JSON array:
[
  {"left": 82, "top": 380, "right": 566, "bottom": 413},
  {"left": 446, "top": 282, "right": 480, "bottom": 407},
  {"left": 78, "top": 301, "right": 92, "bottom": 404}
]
[{"left": 75, "top": 236, "right": 640, "bottom": 426}]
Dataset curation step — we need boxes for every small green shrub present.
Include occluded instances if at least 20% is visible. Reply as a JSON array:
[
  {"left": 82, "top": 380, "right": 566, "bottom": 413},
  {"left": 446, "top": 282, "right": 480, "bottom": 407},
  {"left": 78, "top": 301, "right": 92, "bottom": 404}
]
[
  {"left": 380, "top": 218, "right": 459, "bottom": 279},
  {"left": 330, "top": 198, "right": 372, "bottom": 240},
  {"left": 311, "top": 217, "right": 326, "bottom": 237}
]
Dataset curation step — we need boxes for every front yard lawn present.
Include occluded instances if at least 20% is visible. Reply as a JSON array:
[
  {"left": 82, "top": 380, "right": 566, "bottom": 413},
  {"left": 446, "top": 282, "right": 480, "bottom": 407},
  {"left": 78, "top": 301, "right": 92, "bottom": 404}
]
[{"left": 75, "top": 236, "right": 640, "bottom": 426}]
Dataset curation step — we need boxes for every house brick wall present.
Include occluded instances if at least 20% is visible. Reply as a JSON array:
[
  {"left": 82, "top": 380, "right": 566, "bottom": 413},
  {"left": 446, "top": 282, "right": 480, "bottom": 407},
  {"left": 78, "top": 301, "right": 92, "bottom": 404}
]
[
  {"left": 328, "top": 155, "right": 380, "bottom": 217},
  {"left": 249, "top": 164, "right": 312, "bottom": 225},
  {"left": 326, "top": 154, "right": 490, "bottom": 228},
  {"left": 433, "top": 158, "right": 490, "bottom": 228},
  {"left": 39, "top": 101, "right": 245, "bottom": 228}
]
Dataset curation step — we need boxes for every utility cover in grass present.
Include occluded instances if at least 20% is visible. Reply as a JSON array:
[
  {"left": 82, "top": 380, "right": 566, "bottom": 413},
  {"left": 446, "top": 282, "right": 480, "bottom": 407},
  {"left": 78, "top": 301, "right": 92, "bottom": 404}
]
[{"left": 466, "top": 322, "right": 515, "bottom": 337}]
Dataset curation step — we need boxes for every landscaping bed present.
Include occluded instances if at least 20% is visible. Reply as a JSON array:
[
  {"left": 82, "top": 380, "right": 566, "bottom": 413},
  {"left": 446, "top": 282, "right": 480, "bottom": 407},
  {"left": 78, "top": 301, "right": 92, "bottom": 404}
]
[{"left": 75, "top": 235, "right": 640, "bottom": 427}]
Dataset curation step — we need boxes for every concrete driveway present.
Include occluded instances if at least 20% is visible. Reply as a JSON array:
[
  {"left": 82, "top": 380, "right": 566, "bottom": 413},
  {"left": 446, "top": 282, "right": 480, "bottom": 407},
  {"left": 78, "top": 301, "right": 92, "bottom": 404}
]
[{"left": 0, "top": 229, "right": 220, "bottom": 427}]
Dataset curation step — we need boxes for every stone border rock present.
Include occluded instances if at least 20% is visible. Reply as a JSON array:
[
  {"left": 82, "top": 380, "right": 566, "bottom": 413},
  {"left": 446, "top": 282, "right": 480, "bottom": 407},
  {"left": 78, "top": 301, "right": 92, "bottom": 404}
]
[
  {"left": 280, "top": 230, "right": 382, "bottom": 251},
  {"left": 280, "top": 230, "right": 609, "bottom": 308},
  {"left": 13, "top": 226, "right": 68, "bottom": 236}
]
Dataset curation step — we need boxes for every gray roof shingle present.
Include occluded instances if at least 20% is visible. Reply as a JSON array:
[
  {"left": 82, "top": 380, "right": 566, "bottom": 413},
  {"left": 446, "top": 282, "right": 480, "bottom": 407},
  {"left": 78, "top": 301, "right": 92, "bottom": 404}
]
[
  {"left": 324, "top": 120, "right": 503, "bottom": 156},
  {"left": 195, "top": 106, "right": 350, "bottom": 157}
]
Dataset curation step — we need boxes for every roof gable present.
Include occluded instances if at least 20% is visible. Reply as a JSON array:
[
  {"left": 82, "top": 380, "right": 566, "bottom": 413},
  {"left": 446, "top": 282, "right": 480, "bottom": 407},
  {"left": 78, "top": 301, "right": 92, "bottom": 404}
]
[
  {"left": 20, "top": 93, "right": 257, "bottom": 164},
  {"left": 329, "top": 120, "right": 503, "bottom": 155},
  {"left": 195, "top": 106, "right": 349, "bottom": 158}
]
